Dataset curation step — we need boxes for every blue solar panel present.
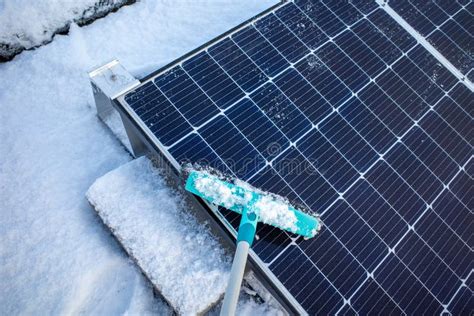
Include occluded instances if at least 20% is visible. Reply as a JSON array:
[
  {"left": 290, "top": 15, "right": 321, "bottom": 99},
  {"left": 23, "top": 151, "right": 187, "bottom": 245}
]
[
  {"left": 390, "top": 0, "right": 474, "bottom": 81},
  {"left": 118, "top": 1, "right": 474, "bottom": 314}
]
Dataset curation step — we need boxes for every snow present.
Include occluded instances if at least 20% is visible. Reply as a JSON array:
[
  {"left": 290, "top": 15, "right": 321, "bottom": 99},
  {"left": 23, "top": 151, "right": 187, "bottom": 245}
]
[
  {"left": 0, "top": 0, "right": 277, "bottom": 314},
  {"left": 192, "top": 171, "right": 298, "bottom": 233},
  {"left": 87, "top": 157, "right": 231, "bottom": 314},
  {"left": 194, "top": 175, "right": 249, "bottom": 209},
  {"left": 254, "top": 196, "right": 298, "bottom": 232},
  {"left": 0, "top": 0, "right": 130, "bottom": 60}
]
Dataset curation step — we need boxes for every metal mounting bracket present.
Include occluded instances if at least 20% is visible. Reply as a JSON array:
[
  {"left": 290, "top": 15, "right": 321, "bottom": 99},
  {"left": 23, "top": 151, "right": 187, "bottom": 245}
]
[{"left": 89, "top": 60, "right": 146, "bottom": 157}]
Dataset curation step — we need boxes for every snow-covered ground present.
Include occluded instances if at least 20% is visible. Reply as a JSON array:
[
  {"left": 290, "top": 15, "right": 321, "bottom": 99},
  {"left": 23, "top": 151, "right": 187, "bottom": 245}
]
[
  {"left": 0, "top": 0, "right": 132, "bottom": 60},
  {"left": 0, "top": 0, "right": 276, "bottom": 314}
]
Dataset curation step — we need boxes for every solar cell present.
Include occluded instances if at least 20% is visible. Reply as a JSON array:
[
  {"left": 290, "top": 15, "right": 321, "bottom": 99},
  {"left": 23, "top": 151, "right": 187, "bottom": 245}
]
[
  {"left": 389, "top": 0, "right": 474, "bottom": 81},
  {"left": 116, "top": 1, "right": 474, "bottom": 314}
]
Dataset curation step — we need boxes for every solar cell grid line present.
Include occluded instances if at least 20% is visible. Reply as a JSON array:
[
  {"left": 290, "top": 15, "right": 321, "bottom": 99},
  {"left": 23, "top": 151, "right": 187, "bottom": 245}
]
[
  {"left": 439, "top": 85, "right": 474, "bottom": 122},
  {"left": 152, "top": 1, "right": 370, "bottom": 139},
  {"left": 447, "top": 284, "right": 474, "bottom": 315},
  {"left": 177, "top": 65, "right": 280, "bottom": 157},
  {"left": 367, "top": 8, "right": 417, "bottom": 52},
  {"left": 448, "top": 169, "right": 474, "bottom": 212},
  {"left": 412, "top": 0, "right": 471, "bottom": 37},
  {"left": 412, "top": 0, "right": 451, "bottom": 26},
  {"left": 182, "top": 0, "right": 444, "bottom": 260},
  {"left": 266, "top": 141, "right": 456, "bottom": 312},
  {"left": 269, "top": 246, "right": 344, "bottom": 314},
  {"left": 152, "top": 7, "right": 306, "bottom": 116},
  {"left": 209, "top": 50, "right": 336, "bottom": 154},
  {"left": 300, "top": 45, "right": 444, "bottom": 138},
  {"left": 114, "top": 1, "right": 474, "bottom": 314},
  {"left": 233, "top": 0, "right": 448, "bottom": 276},
  {"left": 268, "top": 74, "right": 464, "bottom": 312},
  {"left": 387, "top": 141, "right": 445, "bottom": 199},
  {"left": 375, "top": 254, "right": 444, "bottom": 314},
  {"left": 390, "top": 1, "right": 438, "bottom": 36},
  {"left": 338, "top": 93, "right": 454, "bottom": 175},
  {"left": 160, "top": 61, "right": 244, "bottom": 119},
  {"left": 414, "top": 201, "right": 472, "bottom": 260},
  {"left": 415, "top": 211, "right": 473, "bottom": 278},
  {"left": 444, "top": 106, "right": 473, "bottom": 134},
  {"left": 208, "top": 39, "right": 268, "bottom": 93},
  {"left": 440, "top": 19, "right": 473, "bottom": 53},
  {"left": 449, "top": 277, "right": 473, "bottom": 310},
  {"left": 182, "top": 51, "right": 245, "bottom": 109},
  {"left": 322, "top": 0, "right": 364, "bottom": 25},
  {"left": 395, "top": 232, "right": 462, "bottom": 303},
  {"left": 334, "top": 30, "right": 386, "bottom": 78},
  {"left": 294, "top": 0, "right": 346, "bottom": 37},
  {"left": 144, "top": 77, "right": 251, "bottom": 174},
  {"left": 365, "top": 162, "right": 426, "bottom": 224},
  {"left": 435, "top": 96, "right": 474, "bottom": 144},
  {"left": 256, "top": 159, "right": 412, "bottom": 310},
  {"left": 335, "top": 24, "right": 401, "bottom": 77},
  {"left": 274, "top": 3, "right": 329, "bottom": 51},
  {"left": 194, "top": 23, "right": 350, "bottom": 260},
  {"left": 406, "top": 45, "right": 459, "bottom": 92},
  {"left": 348, "top": 0, "right": 379, "bottom": 15},
  {"left": 229, "top": 20, "right": 412, "bottom": 142},
  {"left": 169, "top": 71, "right": 456, "bottom": 247},
  {"left": 366, "top": 56, "right": 443, "bottom": 115},
  {"left": 165, "top": 2, "right": 428, "bottom": 142},
  {"left": 322, "top": 201, "right": 388, "bottom": 271},
  {"left": 370, "top": 245, "right": 438, "bottom": 314},
  {"left": 453, "top": 9, "right": 474, "bottom": 36},
  {"left": 183, "top": 49, "right": 406, "bottom": 183},
  {"left": 161, "top": 39, "right": 442, "bottom": 156},
  {"left": 292, "top": 243, "right": 366, "bottom": 308},
  {"left": 272, "top": 84, "right": 412, "bottom": 193},
  {"left": 348, "top": 277, "right": 405, "bottom": 315},
  {"left": 431, "top": 191, "right": 474, "bottom": 249},
  {"left": 400, "top": 1, "right": 472, "bottom": 47},
  {"left": 351, "top": 19, "right": 402, "bottom": 65},
  {"left": 383, "top": 0, "right": 474, "bottom": 84},
  {"left": 449, "top": 83, "right": 474, "bottom": 117},
  {"left": 328, "top": 22, "right": 412, "bottom": 88},
  {"left": 434, "top": 0, "right": 463, "bottom": 16},
  {"left": 419, "top": 112, "right": 472, "bottom": 167},
  {"left": 383, "top": 162, "right": 470, "bottom": 248},
  {"left": 264, "top": 7, "right": 372, "bottom": 88},
  {"left": 403, "top": 127, "right": 459, "bottom": 184},
  {"left": 154, "top": 68, "right": 221, "bottom": 126}
]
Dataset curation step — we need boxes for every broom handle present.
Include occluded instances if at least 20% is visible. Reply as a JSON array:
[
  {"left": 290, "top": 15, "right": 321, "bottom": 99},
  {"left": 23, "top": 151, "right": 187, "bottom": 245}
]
[
  {"left": 220, "top": 207, "right": 258, "bottom": 316},
  {"left": 220, "top": 241, "right": 250, "bottom": 316}
]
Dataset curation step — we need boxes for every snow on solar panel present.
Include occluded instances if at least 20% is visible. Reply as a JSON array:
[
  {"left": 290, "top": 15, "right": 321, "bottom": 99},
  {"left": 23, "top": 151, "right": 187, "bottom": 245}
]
[{"left": 118, "top": 0, "right": 474, "bottom": 314}]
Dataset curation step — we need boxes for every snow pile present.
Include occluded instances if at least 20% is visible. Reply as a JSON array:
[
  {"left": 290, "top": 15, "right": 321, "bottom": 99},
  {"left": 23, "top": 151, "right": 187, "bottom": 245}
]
[
  {"left": 192, "top": 171, "right": 298, "bottom": 232},
  {"left": 87, "top": 157, "right": 232, "bottom": 314},
  {"left": 87, "top": 158, "right": 286, "bottom": 315},
  {"left": 194, "top": 175, "right": 250, "bottom": 209},
  {"left": 0, "top": 0, "right": 276, "bottom": 314},
  {"left": 254, "top": 196, "right": 298, "bottom": 232},
  {"left": 0, "top": 0, "right": 132, "bottom": 61},
  {"left": 237, "top": 298, "right": 285, "bottom": 316}
]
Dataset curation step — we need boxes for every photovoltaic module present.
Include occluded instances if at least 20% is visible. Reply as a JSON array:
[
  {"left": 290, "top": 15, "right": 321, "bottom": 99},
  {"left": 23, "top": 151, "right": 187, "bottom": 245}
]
[{"left": 114, "top": 0, "right": 473, "bottom": 314}]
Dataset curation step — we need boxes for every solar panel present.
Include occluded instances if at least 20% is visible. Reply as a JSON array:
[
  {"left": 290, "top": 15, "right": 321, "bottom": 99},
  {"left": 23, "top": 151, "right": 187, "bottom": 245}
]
[
  {"left": 389, "top": 0, "right": 474, "bottom": 82},
  {"left": 117, "top": 0, "right": 474, "bottom": 314}
]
